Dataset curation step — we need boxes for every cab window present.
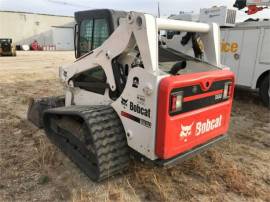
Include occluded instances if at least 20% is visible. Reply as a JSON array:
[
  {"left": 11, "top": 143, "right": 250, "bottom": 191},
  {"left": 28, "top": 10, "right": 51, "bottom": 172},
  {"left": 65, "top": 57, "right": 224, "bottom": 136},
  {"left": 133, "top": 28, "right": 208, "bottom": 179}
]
[
  {"left": 79, "top": 18, "right": 109, "bottom": 56},
  {"left": 79, "top": 19, "right": 93, "bottom": 55},
  {"left": 93, "top": 19, "right": 109, "bottom": 49}
]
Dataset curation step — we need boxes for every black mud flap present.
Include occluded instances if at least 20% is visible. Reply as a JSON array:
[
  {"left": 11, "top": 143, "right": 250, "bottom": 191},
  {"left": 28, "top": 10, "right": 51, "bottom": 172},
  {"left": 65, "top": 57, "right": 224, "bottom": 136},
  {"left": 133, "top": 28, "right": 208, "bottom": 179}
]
[{"left": 27, "top": 96, "right": 65, "bottom": 128}]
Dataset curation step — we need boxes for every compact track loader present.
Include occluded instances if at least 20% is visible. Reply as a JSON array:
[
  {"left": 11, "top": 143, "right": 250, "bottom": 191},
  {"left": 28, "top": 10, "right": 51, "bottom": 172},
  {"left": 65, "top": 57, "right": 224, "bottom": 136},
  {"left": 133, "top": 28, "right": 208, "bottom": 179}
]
[
  {"left": 27, "top": 9, "right": 235, "bottom": 181},
  {"left": 0, "top": 38, "right": 16, "bottom": 56}
]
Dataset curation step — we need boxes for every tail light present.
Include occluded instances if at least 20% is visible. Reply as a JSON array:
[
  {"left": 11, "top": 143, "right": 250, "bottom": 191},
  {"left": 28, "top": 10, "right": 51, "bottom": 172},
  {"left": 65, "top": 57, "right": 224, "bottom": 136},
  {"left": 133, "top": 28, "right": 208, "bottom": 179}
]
[
  {"left": 170, "top": 91, "right": 183, "bottom": 112},
  {"left": 223, "top": 81, "right": 232, "bottom": 99}
]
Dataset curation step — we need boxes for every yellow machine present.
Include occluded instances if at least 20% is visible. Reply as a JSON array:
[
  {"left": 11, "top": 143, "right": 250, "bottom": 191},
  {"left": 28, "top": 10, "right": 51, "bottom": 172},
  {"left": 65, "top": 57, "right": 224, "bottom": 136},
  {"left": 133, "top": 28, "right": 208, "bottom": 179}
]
[{"left": 0, "top": 38, "right": 16, "bottom": 56}]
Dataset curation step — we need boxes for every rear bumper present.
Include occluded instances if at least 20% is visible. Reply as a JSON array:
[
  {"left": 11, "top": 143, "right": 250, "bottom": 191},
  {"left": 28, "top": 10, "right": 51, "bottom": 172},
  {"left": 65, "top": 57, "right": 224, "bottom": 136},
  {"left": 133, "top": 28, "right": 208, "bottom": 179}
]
[{"left": 155, "top": 134, "right": 228, "bottom": 166}]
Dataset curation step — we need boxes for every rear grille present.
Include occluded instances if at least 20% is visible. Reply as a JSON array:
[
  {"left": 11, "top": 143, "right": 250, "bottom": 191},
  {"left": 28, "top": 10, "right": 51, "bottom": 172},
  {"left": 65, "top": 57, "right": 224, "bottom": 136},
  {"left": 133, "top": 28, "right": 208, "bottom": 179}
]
[
  {"left": 226, "top": 9, "right": 236, "bottom": 25},
  {"left": 170, "top": 80, "right": 231, "bottom": 116}
]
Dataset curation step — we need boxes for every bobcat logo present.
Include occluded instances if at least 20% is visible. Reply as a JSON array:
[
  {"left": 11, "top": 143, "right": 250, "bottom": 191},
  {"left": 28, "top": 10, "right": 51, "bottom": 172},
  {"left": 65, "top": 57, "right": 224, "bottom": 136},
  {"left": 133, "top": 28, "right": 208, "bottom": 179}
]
[
  {"left": 179, "top": 122, "right": 194, "bottom": 138},
  {"left": 121, "top": 97, "right": 128, "bottom": 108}
]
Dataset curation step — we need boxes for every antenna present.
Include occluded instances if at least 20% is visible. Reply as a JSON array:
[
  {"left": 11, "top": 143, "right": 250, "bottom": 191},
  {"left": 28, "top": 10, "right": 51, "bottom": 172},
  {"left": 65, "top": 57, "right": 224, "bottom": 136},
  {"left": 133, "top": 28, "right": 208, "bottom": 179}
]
[{"left": 158, "top": 1, "right": 160, "bottom": 17}]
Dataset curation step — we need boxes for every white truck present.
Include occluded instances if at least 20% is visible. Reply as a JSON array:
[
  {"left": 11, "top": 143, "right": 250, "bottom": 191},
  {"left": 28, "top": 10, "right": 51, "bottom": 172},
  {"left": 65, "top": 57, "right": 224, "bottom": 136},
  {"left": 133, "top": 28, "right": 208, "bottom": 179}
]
[
  {"left": 220, "top": 19, "right": 269, "bottom": 106},
  {"left": 163, "top": 5, "right": 270, "bottom": 107}
]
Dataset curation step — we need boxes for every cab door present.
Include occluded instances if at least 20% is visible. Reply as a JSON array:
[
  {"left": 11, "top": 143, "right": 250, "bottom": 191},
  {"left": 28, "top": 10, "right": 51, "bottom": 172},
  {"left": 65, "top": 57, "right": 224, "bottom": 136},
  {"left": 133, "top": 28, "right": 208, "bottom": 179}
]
[{"left": 74, "top": 10, "right": 115, "bottom": 58}]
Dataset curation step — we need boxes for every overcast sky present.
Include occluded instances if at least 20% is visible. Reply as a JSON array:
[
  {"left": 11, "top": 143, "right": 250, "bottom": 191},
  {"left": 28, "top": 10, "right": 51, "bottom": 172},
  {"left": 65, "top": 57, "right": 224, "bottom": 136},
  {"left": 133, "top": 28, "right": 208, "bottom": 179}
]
[{"left": 0, "top": 0, "right": 270, "bottom": 21}]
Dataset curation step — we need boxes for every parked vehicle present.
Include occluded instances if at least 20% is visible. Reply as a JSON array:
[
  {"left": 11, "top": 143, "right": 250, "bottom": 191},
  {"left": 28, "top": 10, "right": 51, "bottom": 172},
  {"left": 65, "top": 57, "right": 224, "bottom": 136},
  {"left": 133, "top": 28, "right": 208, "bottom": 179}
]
[{"left": 0, "top": 38, "right": 16, "bottom": 56}]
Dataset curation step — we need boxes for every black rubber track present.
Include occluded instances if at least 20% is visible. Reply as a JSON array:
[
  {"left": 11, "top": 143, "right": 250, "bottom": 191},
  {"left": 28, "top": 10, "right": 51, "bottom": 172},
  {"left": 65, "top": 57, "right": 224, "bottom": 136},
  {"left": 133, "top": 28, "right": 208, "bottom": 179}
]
[{"left": 43, "top": 105, "right": 129, "bottom": 181}]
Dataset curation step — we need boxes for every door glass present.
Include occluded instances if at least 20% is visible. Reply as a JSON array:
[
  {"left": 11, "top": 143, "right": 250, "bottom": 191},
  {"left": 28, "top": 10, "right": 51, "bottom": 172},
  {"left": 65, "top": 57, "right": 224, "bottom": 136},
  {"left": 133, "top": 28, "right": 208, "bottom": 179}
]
[
  {"left": 93, "top": 19, "right": 109, "bottom": 49},
  {"left": 83, "top": 66, "right": 107, "bottom": 83},
  {"left": 73, "top": 66, "right": 107, "bottom": 94},
  {"left": 80, "top": 19, "right": 93, "bottom": 55}
]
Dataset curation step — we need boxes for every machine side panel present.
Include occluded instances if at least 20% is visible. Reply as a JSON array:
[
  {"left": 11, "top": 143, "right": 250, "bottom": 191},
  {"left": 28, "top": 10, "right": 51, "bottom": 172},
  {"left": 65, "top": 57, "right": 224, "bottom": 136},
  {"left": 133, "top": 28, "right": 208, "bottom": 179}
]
[{"left": 111, "top": 68, "right": 162, "bottom": 160}]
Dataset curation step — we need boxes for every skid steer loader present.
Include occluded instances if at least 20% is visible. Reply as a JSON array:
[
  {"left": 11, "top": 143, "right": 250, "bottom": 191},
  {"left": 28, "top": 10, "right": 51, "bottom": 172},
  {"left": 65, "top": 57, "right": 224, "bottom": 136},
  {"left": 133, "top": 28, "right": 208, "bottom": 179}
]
[
  {"left": 0, "top": 38, "right": 16, "bottom": 56},
  {"left": 27, "top": 9, "right": 235, "bottom": 181}
]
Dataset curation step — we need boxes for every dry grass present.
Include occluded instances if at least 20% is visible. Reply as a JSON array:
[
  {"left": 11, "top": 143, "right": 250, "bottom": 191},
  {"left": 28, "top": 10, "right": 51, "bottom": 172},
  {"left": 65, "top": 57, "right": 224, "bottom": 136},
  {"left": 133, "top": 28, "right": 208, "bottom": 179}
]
[
  {"left": 204, "top": 150, "right": 256, "bottom": 196},
  {"left": 71, "top": 181, "right": 139, "bottom": 202},
  {"left": 1, "top": 51, "right": 269, "bottom": 202},
  {"left": 25, "top": 138, "right": 60, "bottom": 170}
]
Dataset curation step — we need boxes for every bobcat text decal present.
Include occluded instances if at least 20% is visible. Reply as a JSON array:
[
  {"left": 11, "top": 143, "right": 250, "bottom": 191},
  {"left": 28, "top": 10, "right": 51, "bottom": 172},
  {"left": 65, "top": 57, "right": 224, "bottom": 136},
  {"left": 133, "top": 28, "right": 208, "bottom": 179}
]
[
  {"left": 130, "top": 102, "right": 150, "bottom": 118},
  {"left": 196, "top": 115, "right": 222, "bottom": 136},
  {"left": 179, "top": 115, "right": 223, "bottom": 140},
  {"left": 121, "top": 97, "right": 151, "bottom": 128},
  {"left": 121, "top": 97, "right": 150, "bottom": 118}
]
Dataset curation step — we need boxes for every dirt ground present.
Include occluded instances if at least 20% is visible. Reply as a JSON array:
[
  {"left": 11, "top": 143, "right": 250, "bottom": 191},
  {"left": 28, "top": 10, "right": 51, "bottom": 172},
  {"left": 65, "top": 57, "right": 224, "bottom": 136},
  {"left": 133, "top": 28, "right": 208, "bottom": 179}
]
[{"left": 0, "top": 51, "right": 269, "bottom": 202}]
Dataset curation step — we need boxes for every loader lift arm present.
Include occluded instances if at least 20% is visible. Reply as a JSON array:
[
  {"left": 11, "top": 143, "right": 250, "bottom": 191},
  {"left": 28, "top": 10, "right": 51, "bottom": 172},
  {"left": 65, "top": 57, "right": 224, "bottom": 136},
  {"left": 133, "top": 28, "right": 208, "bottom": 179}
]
[{"left": 60, "top": 12, "right": 221, "bottom": 95}]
